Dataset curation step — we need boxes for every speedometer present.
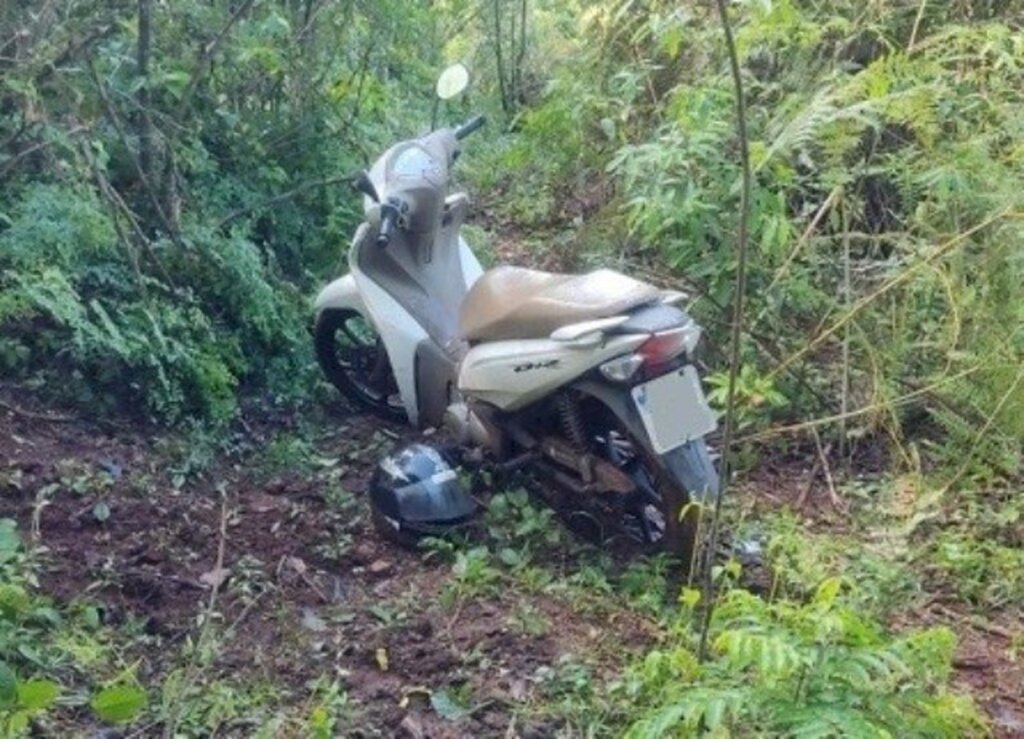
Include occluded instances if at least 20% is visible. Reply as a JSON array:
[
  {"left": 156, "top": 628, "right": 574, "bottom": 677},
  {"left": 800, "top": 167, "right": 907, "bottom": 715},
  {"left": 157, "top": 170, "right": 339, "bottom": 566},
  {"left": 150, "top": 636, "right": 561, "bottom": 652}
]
[{"left": 392, "top": 146, "right": 442, "bottom": 183}]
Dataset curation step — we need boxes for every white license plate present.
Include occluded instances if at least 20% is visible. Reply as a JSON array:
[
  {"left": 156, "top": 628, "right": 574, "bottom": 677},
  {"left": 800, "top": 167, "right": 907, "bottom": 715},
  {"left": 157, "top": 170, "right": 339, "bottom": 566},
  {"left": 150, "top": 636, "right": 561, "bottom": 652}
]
[{"left": 631, "top": 365, "right": 718, "bottom": 454}]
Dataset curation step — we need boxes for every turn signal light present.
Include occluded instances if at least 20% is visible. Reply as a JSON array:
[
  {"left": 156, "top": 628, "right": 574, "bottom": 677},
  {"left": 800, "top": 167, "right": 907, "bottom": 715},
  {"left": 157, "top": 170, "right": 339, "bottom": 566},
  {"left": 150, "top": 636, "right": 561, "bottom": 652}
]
[{"left": 599, "top": 354, "right": 645, "bottom": 382}]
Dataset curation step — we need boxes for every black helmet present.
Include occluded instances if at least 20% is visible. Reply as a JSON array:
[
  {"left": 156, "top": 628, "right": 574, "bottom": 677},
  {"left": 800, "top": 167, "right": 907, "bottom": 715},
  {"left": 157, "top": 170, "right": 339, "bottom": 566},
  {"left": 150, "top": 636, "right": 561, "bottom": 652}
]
[{"left": 369, "top": 444, "right": 477, "bottom": 546}]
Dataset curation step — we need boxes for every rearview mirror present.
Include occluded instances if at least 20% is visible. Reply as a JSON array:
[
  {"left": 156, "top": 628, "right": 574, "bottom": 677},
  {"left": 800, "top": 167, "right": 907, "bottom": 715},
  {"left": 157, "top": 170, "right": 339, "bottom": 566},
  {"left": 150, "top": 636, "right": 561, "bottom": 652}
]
[{"left": 436, "top": 63, "right": 469, "bottom": 100}]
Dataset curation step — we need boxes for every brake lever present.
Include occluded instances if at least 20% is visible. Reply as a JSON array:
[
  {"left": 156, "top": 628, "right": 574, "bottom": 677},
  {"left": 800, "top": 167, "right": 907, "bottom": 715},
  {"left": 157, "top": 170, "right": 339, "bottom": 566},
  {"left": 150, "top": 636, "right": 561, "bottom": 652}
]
[{"left": 352, "top": 170, "right": 380, "bottom": 203}]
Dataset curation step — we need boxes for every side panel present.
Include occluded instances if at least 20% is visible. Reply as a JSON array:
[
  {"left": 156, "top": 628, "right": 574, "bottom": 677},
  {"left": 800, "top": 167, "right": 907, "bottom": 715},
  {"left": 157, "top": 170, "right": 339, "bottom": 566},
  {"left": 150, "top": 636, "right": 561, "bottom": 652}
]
[
  {"left": 458, "top": 235, "right": 483, "bottom": 288},
  {"left": 343, "top": 224, "right": 427, "bottom": 426},
  {"left": 457, "top": 334, "right": 648, "bottom": 411},
  {"left": 352, "top": 267, "right": 427, "bottom": 427},
  {"left": 415, "top": 339, "right": 458, "bottom": 429}
]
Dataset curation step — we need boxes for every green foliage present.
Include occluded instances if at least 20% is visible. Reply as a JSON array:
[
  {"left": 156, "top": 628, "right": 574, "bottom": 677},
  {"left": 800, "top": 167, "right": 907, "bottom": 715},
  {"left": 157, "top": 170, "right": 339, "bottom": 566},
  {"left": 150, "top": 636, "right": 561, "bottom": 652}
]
[
  {"left": 0, "top": 520, "right": 147, "bottom": 734},
  {"left": 0, "top": 183, "right": 308, "bottom": 422},
  {"left": 1, "top": 678, "right": 61, "bottom": 737},
  {"left": 1, "top": 2, "right": 1022, "bottom": 733},
  {"left": 441, "top": 546, "right": 502, "bottom": 606},
  {"left": 706, "top": 363, "right": 788, "bottom": 432},
  {"left": 0, "top": 0, "right": 448, "bottom": 423},
  {"left": 91, "top": 683, "right": 148, "bottom": 724},
  {"left": 619, "top": 583, "right": 986, "bottom": 738},
  {"left": 484, "top": 0, "right": 1024, "bottom": 487},
  {"left": 929, "top": 527, "right": 1024, "bottom": 609}
]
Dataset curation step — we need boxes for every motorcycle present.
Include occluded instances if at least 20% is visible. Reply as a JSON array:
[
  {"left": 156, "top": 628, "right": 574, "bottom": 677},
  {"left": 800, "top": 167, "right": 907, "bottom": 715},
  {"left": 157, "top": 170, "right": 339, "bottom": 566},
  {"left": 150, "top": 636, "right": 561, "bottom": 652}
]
[{"left": 313, "top": 65, "right": 719, "bottom": 563}]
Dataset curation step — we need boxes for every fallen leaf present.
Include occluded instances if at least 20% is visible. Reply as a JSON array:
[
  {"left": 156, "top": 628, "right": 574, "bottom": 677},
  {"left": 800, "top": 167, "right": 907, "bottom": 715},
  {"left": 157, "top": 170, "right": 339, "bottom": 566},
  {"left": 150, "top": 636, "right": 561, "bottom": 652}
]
[
  {"left": 399, "top": 686, "right": 431, "bottom": 709},
  {"left": 199, "top": 567, "right": 231, "bottom": 589},
  {"left": 508, "top": 679, "right": 528, "bottom": 702},
  {"left": 91, "top": 683, "right": 147, "bottom": 724},
  {"left": 430, "top": 689, "right": 471, "bottom": 721},
  {"left": 284, "top": 556, "right": 307, "bottom": 575},
  {"left": 301, "top": 608, "right": 327, "bottom": 633},
  {"left": 248, "top": 493, "right": 280, "bottom": 513},
  {"left": 368, "top": 559, "right": 392, "bottom": 575},
  {"left": 92, "top": 501, "right": 111, "bottom": 523},
  {"left": 98, "top": 460, "right": 123, "bottom": 479}
]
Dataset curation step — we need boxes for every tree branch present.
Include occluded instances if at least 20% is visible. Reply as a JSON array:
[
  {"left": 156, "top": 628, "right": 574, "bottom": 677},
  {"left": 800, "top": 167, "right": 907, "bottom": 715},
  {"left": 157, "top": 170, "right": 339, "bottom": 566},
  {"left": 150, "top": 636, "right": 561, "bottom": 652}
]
[
  {"left": 88, "top": 62, "right": 183, "bottom": 245},
  {"left": 176, "top": 0, "right": 257, "bottom": 118}
]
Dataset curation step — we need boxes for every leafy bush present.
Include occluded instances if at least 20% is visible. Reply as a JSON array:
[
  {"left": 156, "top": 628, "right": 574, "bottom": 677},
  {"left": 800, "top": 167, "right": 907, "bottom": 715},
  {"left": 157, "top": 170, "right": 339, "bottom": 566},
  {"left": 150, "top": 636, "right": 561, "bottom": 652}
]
[
  {"left": 619, "top": 581, "right": 986, "bottom": 738},
  {"left": 0, "top": 184, "right": 313, "bottom": 422},
  {"left": 479, "top": 0, "right": 1024, "bottom": 487},
  {"left": 0, "top": 520, "right": 148, "bottom": 734},
  {"left": 929, "top": 528, "right": 1024, "bottom": 609}
]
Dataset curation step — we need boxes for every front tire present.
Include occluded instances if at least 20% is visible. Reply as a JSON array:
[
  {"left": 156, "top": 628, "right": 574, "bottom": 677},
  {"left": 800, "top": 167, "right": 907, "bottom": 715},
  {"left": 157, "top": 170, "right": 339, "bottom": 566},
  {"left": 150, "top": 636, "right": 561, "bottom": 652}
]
[{"left": 314, "top": 308, "right": 406, "bottom": 421}]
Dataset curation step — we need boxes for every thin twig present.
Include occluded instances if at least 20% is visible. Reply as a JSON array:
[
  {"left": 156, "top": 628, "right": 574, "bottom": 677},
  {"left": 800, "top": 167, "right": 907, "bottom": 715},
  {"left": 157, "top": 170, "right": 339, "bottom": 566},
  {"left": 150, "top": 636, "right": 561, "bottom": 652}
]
[
  {"left": 0, "top": 124, "right": 88, "bottom": 180},
  {"left": 811, "top": 429, "right": 842, "bottom": 510},
  {"left": 699, "top": 0, "right": 752, "bottom": 663},
  {"left": 177, "top": 0, "right": 257, "bottom": 118},
  {"left": 839, "top": 196, "right": 851, "bottom": 468},
  {"left": 88, "top": 62, "right": 183, "bottom": 244},
  {"left": 796, "top": 450, "right": 822, "bottom": 509},
  {"left": 760, "top": 187, "right": 840, "bottom": 298},
  {"left": 162, "top": 492, "right": 230, "bottom": 739},
  {"left": 908, "top": 0, "right": 928, "bottom": 52},
  {"left": 738, "top": 364, "right": 986, "bottom": 443},
  {"left": 82, "top": 142, "right": 172, "bottom": 287}
]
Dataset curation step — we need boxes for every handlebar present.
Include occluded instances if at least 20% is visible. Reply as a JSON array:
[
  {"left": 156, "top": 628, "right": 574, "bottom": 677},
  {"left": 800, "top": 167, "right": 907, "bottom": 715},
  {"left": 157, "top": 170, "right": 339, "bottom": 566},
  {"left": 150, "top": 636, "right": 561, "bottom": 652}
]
[
  {"left": 454, "top": 114, "right": 486, "bottom": 140},
  {"left": 377, "top": 202, "right": 399, "bottom": 247}
]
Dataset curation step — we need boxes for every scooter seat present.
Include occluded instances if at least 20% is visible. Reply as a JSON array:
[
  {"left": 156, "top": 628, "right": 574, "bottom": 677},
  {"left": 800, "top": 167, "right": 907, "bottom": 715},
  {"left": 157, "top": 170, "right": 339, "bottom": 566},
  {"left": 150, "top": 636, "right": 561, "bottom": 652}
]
[{"left": 459, "top": 266, "right": 661, "bottom": 342}]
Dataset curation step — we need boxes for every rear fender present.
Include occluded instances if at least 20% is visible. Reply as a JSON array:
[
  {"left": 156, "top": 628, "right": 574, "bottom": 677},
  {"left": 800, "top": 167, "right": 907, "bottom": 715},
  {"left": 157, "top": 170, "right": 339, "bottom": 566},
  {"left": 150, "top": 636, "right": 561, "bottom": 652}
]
[{"left": 571, "top": 379, "right": 720, "bottom": 503}]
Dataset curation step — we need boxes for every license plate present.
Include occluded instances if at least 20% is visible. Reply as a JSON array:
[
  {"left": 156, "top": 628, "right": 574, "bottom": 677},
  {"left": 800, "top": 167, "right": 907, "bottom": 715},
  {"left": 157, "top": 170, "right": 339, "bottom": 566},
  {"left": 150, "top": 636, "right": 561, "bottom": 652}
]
[{"left": 631, "top": 365, "right": 718, "bottom": 454}]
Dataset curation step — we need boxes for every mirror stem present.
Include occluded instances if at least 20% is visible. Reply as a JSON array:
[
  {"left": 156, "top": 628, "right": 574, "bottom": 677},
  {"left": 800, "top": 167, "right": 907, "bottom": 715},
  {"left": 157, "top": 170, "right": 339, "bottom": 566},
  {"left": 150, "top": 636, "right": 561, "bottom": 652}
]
[{"left": 431, "top": 97, "right": 440, "bottom": 130}]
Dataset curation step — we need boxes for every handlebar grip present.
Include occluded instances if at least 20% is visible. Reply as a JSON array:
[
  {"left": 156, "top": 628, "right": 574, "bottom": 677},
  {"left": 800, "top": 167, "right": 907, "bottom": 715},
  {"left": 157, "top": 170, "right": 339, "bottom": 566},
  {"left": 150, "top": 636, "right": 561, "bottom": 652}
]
[
  {"left": 376, "top": 205, "right": 398, "bottom": 247},
  {"left": 455, "top": 114, "right": 486, "bottom": 140}
]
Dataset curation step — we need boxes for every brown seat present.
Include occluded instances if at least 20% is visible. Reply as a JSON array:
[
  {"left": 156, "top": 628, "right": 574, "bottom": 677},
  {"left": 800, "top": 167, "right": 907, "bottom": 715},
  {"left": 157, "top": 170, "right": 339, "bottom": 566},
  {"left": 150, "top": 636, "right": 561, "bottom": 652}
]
[{"left": 459, "top": 266, "right": 661, "bottom": 342}]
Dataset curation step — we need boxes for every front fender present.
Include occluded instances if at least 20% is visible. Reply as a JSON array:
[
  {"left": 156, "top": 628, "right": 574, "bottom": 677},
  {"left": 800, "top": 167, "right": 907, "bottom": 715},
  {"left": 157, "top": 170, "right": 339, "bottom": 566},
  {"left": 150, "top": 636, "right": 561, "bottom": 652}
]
[{"left": 313, "top": 273, "right": 366, "bottom": 318}]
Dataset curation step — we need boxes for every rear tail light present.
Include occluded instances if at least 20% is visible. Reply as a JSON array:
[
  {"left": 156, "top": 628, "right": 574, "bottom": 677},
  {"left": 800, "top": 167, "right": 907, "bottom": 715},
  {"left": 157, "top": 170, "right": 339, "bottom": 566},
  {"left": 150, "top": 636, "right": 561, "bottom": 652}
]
[
  {"left": 599, "top": 322, "right": 701, "bottom": 383},
  {"left": 637, "top": 323, "right": 701, "bottom": 364}
]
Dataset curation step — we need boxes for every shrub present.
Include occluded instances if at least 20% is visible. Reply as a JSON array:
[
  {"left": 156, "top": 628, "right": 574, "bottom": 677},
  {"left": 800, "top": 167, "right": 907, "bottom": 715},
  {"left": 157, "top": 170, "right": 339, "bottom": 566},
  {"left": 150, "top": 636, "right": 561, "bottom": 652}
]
[{"left": 619, "top": 581, "right": 986, "bottom": 738}]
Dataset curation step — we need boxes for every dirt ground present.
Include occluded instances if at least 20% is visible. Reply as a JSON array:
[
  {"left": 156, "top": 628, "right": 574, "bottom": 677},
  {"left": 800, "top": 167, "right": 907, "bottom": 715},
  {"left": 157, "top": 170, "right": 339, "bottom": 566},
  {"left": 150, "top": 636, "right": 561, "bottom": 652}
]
[
  {"left": 0, "top": 390, "right": 661, "bottom": 737},
  {"left": 1, "top": 388, "right": 1022, "bottom": 737}
]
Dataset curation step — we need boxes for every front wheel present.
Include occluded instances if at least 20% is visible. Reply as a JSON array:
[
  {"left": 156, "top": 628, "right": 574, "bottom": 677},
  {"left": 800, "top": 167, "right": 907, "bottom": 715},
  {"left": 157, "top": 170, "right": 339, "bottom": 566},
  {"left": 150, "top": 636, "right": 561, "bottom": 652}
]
[{"left": 314, "top": 308, "right": 406, "bottom": 421}]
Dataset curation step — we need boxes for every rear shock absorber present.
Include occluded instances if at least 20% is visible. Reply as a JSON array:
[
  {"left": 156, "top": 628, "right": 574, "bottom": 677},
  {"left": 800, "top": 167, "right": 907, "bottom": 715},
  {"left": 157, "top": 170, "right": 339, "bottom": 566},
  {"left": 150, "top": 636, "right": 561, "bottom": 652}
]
[{"left": 556, "top": 391, "right": 589, "bottom": 452}]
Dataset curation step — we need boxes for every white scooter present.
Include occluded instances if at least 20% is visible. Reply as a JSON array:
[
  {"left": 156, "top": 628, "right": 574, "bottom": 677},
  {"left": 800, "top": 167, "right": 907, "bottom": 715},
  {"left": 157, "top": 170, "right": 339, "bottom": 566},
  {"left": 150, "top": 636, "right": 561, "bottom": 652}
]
[{"left": 314, "top": 65, "right": 719, "bottom": 561}]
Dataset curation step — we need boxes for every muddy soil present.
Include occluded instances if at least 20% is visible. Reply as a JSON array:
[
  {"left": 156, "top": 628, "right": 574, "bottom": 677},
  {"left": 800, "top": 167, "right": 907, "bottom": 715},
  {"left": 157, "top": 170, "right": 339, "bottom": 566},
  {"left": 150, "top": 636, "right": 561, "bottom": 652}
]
[
  {"left": 2, "top": 388, "right": 1022, "bottom": 737},
  {"left": 0, "top": 391, "right": 658, "bottom": 737}
]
